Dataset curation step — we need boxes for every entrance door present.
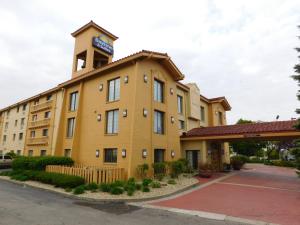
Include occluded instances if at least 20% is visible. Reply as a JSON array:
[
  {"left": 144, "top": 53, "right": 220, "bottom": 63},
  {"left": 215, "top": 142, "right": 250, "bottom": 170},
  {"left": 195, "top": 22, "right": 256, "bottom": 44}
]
[
  {"left": 186, "top": 150, "right": 199, "bottom": 170},
  {"left": 210, "top": 142, "right": 222, "bottom": 171}
]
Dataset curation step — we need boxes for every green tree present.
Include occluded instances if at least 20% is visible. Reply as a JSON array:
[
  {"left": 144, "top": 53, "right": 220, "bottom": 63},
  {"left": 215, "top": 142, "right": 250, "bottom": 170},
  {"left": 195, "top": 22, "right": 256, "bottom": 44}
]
[
  {"left": 230, "top": 119, "right": 267, "bottom": 156},
  {"left": 291, "top": 25, "right": 300, "bottom": 172}
]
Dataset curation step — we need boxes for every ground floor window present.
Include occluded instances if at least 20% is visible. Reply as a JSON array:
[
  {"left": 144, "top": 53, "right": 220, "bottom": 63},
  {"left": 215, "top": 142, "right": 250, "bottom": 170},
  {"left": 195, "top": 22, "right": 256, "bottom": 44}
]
[
  {"left": 28, "top": 150, "right": 33, "bottom": 157},
  {"left": 186, "top": 150, "right": 199, "bottom": 170},
  {"left": 64, "top": 149, "right": 71, "bottom": 157},
  {"left": 40, "top": 150, "right": 46, "bottom": 156},
  {"left": 154, "top": 149, "right": 165, "bottom": 163},
  {"left": 104, "top": 148, "right": 117, "bottom": 163},
  {"left": 17, "top": 150, "right": 21, "bottom": 156}
]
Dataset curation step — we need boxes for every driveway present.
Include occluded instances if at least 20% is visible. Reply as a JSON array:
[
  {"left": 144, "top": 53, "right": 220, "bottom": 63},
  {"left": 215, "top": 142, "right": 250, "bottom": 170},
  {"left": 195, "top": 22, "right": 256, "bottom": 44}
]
[
  {"left": 152, "top": 164, "right": 300, "bottom": 225},
  {"left": 0, "top": 179, "right": 249, "bottom": 225}
]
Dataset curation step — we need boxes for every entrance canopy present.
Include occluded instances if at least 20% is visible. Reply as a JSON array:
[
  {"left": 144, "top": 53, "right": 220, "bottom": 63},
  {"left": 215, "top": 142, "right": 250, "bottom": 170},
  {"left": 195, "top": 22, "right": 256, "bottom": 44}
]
[{"left": 181, "top": 120, "right": 300, "bottom": 142}]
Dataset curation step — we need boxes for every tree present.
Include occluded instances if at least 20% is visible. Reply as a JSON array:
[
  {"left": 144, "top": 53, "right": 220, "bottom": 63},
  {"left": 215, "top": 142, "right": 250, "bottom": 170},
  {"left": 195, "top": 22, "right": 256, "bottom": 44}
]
[
  {"left": 230, "top": 119, "right": 267, "bottom": 156},
  {"left": 291, "top": 25, "right": 300, "bottom": 173}
]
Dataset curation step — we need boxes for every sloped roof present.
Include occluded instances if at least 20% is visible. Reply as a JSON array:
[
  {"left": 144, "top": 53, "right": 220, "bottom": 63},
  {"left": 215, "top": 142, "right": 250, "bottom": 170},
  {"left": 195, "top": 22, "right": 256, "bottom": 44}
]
[
  {"left": 200, "top": 95, "right": 231, "bottom": 111},
  {"left": 181, "top": 120, "right": 298, "bottom": 138}
]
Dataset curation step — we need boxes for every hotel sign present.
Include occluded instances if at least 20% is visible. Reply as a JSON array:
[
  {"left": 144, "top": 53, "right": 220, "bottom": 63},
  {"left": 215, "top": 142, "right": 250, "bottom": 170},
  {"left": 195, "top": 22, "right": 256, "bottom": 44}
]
[{"left": 92, "top": 35, "right": 114, "bottom": 55}]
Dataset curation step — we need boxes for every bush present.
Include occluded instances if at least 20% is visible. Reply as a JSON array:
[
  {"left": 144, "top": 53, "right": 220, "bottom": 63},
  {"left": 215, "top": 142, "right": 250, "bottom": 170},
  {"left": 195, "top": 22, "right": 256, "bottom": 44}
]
[
  {"left": 7, "top": 170, "right": 84, "bottom": 188},
  {"left": 264, "top": 160, "right": 296, "bottom": 168},
  {"left": 85, "top": 182, "right": 98, "bottom": 191},
  {"left": 73, "top": 185, "right": 85, "bottom": 195},
  {"left": 99, "top": 183, "right": 111, "bottom": 192},
  {"left": 127, "top": 188, "right": 135, "bottom": 196},
  {"left": 112, "top": 180, "right": 126, "bottom": 187},
  {"left": 135, "top": 183, "right": 142, "bottom": 190},
  {"left": 142, "top": 186, "right": 150, "bottom": 192},
  {"left": 169, "top": 160, "right": 184, "bottom": 178},
  {"left": 152, "top": 163, "right": 167, "bottom": 180},
  {"left": 167, "top": 179, "right": 176, "bottom": 185},
  {"left": 12, "top": 156, "right": 74, "bottom": 171},
  {"left": 248, "top": 157, "right": 264, "bottom": 164},
  {"left": 142, "top": 178, "right": 152, "bottom": 187},
  {"left": 136, "top": 164, "right": 149, "bottom": 179},
  {"left": 231, "top": 156, "right": 246, "bottom": 170},
  {"left": 0, "top": 171, "right": 13, "bottom": 176},
  {"left": 110, "top": 186, "right": 124, "bottom": 195},
  {"left": 65, "top": 187, "right": 72, "bottom": 192},
  {"left": 151, "top": 181, "right": 161, "bottom": 188}
]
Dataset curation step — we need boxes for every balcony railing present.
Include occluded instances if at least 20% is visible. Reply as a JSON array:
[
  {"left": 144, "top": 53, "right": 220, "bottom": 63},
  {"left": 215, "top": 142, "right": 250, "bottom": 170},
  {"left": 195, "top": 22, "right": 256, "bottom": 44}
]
[
  {"left": 27, "top": 137, "right": 49, "bottom": 146},
  {"left": 31, "top": 100, "right": 53, "bottom": 113},
  {"left": 29, "top": 118, "right": 50, "bottom": 129}
]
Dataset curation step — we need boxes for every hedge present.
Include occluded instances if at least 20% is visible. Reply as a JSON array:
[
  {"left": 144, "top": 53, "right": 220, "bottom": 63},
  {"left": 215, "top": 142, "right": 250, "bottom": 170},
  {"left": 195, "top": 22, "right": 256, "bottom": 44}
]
[
  {"left": 12, "top": 156, "right": 74, "bottom": 171},
  {"left": 264, "top": 160, "right": 296, "bottom": 168},
  {"left": 10, "top": 170, "right": 84, "bottom": 188}
]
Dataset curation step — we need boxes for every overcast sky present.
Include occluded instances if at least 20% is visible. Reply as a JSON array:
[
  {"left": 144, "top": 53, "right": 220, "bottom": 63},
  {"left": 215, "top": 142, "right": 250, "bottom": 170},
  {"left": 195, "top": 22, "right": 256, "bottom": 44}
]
[{"left": 0, "top": 0, "right": 299, "bottom": 124}]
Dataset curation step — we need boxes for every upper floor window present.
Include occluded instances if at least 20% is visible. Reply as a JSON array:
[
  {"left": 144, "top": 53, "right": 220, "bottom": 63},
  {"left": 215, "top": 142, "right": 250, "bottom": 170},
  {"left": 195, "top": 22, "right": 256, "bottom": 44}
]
[
  {"left": 177, "top": 95, "right": 183, "bottom": 114},
  {"left": 19, "top": 133, "right": 23, "bottom": 140},
  {"left": 106, "top": 109, "right": 119, "bottom": 134},
  {"left": 200, "top": 106, "right": 205, "bottom": 121},
  {"left": 42, "top": 129, "right": 49, "bottom": 137},
  {"left": 46, "top": 95, "right": 52, "bottom": 101},
  {"left": 22, "top": 104, "right": 27, "bottom": 111},
  {"left": 154, "top": 110, "right": 164, "bottom": 134},
  {"left": 32, "top": 115, "right": 37, "bottom": 121},
  {"left": 30, "top": 130, "right": 35, "bottom": 138},
  {"left": 17, "top": 106, "right": 20, "bottom": 113},
  {"left": 218, "top": 112, "right": 223, "bottom": 125},
  {"left": 44, "top": 111, "right": 51, "bottom": 119},
  {"left": 13, "top": 133, "right": 16, "bottom": 141},
  {"left": 108, "top": 78, "right": 120, "bottom": 102},
  {"left": 34, "top": 99, "right": 39, "bottom": 105},
  {"left": 69, "top": 91, "right": 78, "bottom": 111},
  {"left": 67, "top": 118, "right": 75, "bottom": 138},
  {"left": 2, "top": 135, "right": 7, "bottom": 143},
  {"left": 14, "top": 120, "right": 18, "bottom": 127},
  {"left": 20, "top": 118, "right": 25, "bottom": 126},
  {"left": 154, "top": 79, "right": 164, "bottom": 102},
  {"left": 5, "top": 122, "right": 8, "bottom": 129},
  {"left": 179, "top": 120, "right": 185, "bottom": 130}
]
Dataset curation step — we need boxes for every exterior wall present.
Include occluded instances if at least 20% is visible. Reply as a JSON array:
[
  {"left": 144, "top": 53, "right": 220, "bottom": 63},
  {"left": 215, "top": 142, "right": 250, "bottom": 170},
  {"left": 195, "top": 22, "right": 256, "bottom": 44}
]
[
  {"left": 176, "top": 86, "right": 188, "bottom": 134},
  {"left": 185, "top": 83, "right": 201, "bottom": 130},
  {"left": 24, "top": 92, "right": 61, "bottom": 157},
  {"left": 0, "top": 104, "right": 29, "bottom": 155},
  {"left": 181, "top": 140, "right": 207, "bottom": 165},
  {"left": 0, "top": 112, "right": 4, "bottom": 154},
  {"left": 199, "top": 100, "right": 209, "bottom": 127},
  {"left": 211, "top": 102, "right": 227, "bottom": 126}
]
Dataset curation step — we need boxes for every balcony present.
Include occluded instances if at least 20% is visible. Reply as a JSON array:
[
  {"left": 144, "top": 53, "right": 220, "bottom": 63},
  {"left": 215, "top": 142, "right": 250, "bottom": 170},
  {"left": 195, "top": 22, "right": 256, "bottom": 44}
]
[
  {"left": 29, "top": 118, "right": 50, "bottom": 129},
  {"left": 27, "top": 137, "right": 49, "bottom": 146},
  {"left": 31, "top": 100, "right": 53, "bottom": 113}
]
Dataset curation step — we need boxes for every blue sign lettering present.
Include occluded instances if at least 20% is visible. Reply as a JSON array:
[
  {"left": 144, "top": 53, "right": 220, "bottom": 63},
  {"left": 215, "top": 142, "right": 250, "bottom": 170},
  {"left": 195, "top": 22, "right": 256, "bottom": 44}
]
[{"left": 92, "top": 37, "right": 114, "bottom": 55}]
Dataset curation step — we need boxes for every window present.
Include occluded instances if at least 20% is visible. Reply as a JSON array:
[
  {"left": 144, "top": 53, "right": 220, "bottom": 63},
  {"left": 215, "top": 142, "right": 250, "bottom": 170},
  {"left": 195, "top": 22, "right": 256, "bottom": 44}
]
[
  {"left": 106, "top": 109, "right": 119, "bottom": 134},
  {"left": 154, "top": 149, "right": 165, "bottom": 163},
  {"left": 69, "top": 92, "right": 78, "bottom": 111},
  {"left": 40, "top": 150, "right": 47, "bottom": 156},
  {"left": 22, "top": 104, "right": 27, "bottom": 111},
  {"left": 32, "top": 115, "right": 37, "bottom": 121},
  {"left": 5, "top": 122, "right": 8, "bottom": 129},
  {"left": 17, "top": 150, "right": 21, "bottom": 156},
  {"left": 44, "top": 111, "right": 51, "bottom": 119},
  {"left": 67, "top": 118, "right": 75, "bottom": 138},
  {"left": 218, "top": 112, "right": 223, "bottom": 125},
  {"left": 14, "top": 120, "right": 18, "bottom": 127},
  {"left": 177, "top": 95, "right": 183, "bottom": 114},
  {"left": 42, "top": 129, "right": 48, "bottom": 137},
  {"left": 13, "top": 134, "right": 16, "bottom": 141},
  {"left": 200, "top": 106, "right": 205, "bottom": 121},
  {"left": 179, "top": 120, "right": 185, "bottom": 130},
  {"left": 3, "top": 135, "right": 7, "bottom": 143},
  {"left": 17, "top": 106, "right": 20, "bottom": 113},
  {"left": 30, "top": 131, "right": 35, "bottom": 138},
  {"left": 76, "top": 51, "right": 87, "bottom": 71},
  {"left": 46, "top": 95, "right": 52, "bottom": 101},
  {"left": 154, "top": 79, "right": 164, "bottom": 102},
  {"left": 34, "top": 99, "right": 39, "bottom": 105},
  {"left": 6, "top": 110, "right": 10, "bottom": 118},
  {"left": 64, "top": 149, "right": 71, "bottom": 157},
  {"left": 28, "top": 150, "right": 33, "bottom": 157},
  {"left": 108, "top": 78, "right": 120, "bottom": 102},
  {"left": 19, "top": 133, "right": 23, "bottom": 140},
  {"left": 104, "top": 148, "right": 117, "bottom": 163},
  {"left": 20, "top": 118, "right": 25, "bottom": 127},
  {"left": 154, "top": 110, "right": 164, "bottom": 134}
]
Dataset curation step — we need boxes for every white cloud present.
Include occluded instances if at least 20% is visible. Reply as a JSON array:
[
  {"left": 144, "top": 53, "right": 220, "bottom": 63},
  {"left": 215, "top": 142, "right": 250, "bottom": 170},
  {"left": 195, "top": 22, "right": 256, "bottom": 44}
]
[{"left": 0, "top": 0, "right": 299, "bottom": 124}]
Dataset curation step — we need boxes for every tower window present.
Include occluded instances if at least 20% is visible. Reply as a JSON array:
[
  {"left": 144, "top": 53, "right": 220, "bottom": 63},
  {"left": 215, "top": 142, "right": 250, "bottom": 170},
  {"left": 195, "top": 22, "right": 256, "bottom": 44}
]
[
  {"left": 76, "top": 51, "right": 87, "bottom": 71},
  {"left": 93, "top": 50, "right": 108, "bottom": 69}
]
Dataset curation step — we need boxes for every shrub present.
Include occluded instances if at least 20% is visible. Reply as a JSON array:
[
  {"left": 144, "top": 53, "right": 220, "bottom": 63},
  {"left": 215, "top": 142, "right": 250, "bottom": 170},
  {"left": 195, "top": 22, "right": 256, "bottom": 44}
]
[
  {"left": 230, "top": 156, "right": 245, "bottom": 170},
  {"left": 65, "top": 187, "right": 72, "bottom": 192},
  {"left": 126, "top": 185, "right": 136, "bottom": 196},
  {"left": 169, "top": 160, "right": 184, "bottom": 178},
  {"left": 0, "top": 171, "right": 13, "bottom": 176},
  {"left": 142, "top": 178, "right": 152, "bottom": 187},
  {"left": 112, "top": 180, "right": 126, "bottom": 187},
  {"left": 7, "top": 170, "right": 84, "bottom": 188},
  {"left": 142, "top": 186, "right": 150, "bottom": 192},
  {"left": 152, "top": 163, "right": 167, "bottom": 180},
  {"left": 168, "top": 179, "right": 176, "bottom": 185},
  {"left": 135, "top": 183, "right": 142, "bottom": 190},
  {"left": 12, "top": 156, "right": 74, "bottom": 171},
  {"left": 110, "top": 186, "right": 124, "bottom": 195},
  {"left": 151, "top": 181, "right": 161, "bottom": 188},
  {"left": 73, "top": 185, "right": 85, "bottom": 195},
  {"left": 85, "top": 182, "right": 98, "bottom": 191},
  {"left": 99, "top": 183, "right": 111, "bottom": 192},
  {"left": 136, "top": 163, "right": 149, "bottom": 179},
  {"left": 264, "top": 160, "right": 296, "bottom": 168}
]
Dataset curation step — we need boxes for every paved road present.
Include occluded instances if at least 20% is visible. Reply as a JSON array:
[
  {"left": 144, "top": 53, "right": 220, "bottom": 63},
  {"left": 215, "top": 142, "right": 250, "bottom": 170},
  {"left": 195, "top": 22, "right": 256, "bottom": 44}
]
[
  {"left": 0, "top": 180, "right": 248, "bottom": 225},
  {"left": 153, "top": 164, "right": 300, "bottom": 225}
]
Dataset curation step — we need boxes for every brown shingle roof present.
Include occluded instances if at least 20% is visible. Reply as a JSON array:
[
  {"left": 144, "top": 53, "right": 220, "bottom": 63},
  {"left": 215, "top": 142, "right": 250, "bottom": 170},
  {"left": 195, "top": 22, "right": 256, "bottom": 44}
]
[{"left": 182, "top": 120, "right": 298, "bottom": 138}]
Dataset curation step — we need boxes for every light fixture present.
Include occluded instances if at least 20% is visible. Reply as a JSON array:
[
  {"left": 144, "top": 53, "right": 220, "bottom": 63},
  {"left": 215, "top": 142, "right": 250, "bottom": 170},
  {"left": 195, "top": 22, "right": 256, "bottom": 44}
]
[
  {"left": 96, "top": 149, "right": 100, "bottom": 158},
  {"left": 142, "top": 149, "right": 147, "bottom": 158},
  {"left": 170, "top": 88, "right": 174, "bottom": 95},
  {"left": 122, "top": 149, "right": 126, "bottom": 158},
  {"left": 144, "top": 74, "right": 148, "bottom": 83},
  {"left": 143, "top": 108, "right": 148, "bottom": 117},
  {"left": 97, "top": 114, "right": 101, "bottom": 121},
  {"left": 123, "top": 109, "right": 127, "bottom": 117},
  {"left": 99, "top": 84, "right": 103, "bottom": 91},
  {"left": 208, "top": 149, "right": 212, "bottom": 155},
  {"left": 171, "top": 116, "right": 175, "bottom": 123},
  {"left": 171, "top": 150, "right": 175, "bottom": 158},
  {"left": 124, "top": 76, "right": 129, "bottom": 83}
]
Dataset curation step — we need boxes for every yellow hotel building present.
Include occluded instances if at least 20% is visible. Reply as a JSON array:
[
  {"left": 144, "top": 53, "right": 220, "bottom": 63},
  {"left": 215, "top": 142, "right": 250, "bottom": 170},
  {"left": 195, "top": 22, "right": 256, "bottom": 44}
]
[{"left": 0, "top": 21, "right": 231, "bottom": 177}]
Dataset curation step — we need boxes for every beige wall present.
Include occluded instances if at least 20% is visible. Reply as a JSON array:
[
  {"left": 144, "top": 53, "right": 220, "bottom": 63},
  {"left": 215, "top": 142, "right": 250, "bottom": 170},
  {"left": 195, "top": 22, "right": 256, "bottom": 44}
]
[
  {"left": 0, "top": 104, "right": 29, "bottom": 155},
  {"left": 200, "top": 100, "right": 209, "bottom": 127}
]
